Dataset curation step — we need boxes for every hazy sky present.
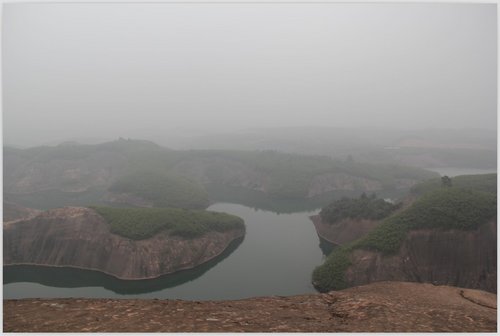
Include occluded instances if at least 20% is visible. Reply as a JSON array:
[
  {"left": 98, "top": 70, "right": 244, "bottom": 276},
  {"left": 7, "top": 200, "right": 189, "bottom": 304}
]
[{"left": 3, "top": 3, "right": 497, "bottom": 146}]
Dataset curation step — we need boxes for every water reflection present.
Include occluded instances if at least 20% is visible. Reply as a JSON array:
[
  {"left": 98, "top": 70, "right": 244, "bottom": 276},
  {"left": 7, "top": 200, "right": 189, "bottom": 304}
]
[
  {"left": 4, "top": 236, "right": 244, "bottom": 295},
  {"left": 318, "top": 236, "right": 337, "bottom": 257}
]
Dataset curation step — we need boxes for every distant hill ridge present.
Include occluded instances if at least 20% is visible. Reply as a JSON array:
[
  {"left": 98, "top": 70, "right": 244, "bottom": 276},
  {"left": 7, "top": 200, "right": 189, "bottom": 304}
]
[{"left": 4, "top": 138, "right": 439, "bottom": 209}]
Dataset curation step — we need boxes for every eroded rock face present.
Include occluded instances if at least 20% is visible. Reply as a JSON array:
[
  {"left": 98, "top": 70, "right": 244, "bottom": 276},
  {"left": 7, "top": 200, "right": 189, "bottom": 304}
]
[
  {"left": 310, "top": 215, "right": 379, "bottom": 246},
  {"left": 344, "top": 219, "right": 497, "bottom": 293},
  {"left": 3, "top": 207, "right": 245, "bottom": 280}
]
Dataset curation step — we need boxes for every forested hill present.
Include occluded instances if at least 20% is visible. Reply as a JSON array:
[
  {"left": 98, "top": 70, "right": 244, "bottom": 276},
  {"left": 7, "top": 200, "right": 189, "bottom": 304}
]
[
  {"left": 4, "top": 138, "right": 439, "bottom": 209},
  {"left": 312, "top": 173, "right": 497, "bottom": 293}
]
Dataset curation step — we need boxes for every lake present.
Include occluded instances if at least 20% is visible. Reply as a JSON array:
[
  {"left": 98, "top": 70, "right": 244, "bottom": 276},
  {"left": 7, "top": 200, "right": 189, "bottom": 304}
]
[
  {"left": 425, "top": 167, "right": 496, "bottom": 177},
  {"left": 4, "top": 203, "right": 334, "bottom": 300}
]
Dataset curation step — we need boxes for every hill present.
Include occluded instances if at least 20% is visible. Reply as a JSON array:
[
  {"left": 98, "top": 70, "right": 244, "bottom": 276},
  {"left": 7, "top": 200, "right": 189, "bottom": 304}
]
[
  {"left": 107, "top": 170, "right": 209, "bottom": 209},
  {"left": 312, "top": 184, "right": 497, "bottom": 293},
  {"left": 4, "top": 139, "right": 439, "bottom": 210},
  {"left": 410, "top": 173, "right": 497, "bottom": 196}
]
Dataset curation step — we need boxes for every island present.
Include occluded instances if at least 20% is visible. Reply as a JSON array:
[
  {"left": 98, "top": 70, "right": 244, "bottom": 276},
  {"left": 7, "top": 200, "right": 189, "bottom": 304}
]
[{"left": 3, "top": 206, "right": 245, "bottom": 280}]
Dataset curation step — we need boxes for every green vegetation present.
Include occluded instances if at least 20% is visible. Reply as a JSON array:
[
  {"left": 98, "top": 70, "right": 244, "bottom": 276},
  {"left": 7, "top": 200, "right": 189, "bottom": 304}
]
[
  {"left": 4, "top": 186, "right": 109, "bottom": 210},
  {"left": 320, "top": 193, "right": 400, "bottom": 224},
  {"left": 411, "top": 173, "right": 497, "bottom": 196},
  {"left": 5, "top": 139, "right": 440, "bottom": 209},
  {"left": 181, "top": 150, "right": 438, "bottom": 198},
  {"left": 312, "top": 186, "right": 497, "bottom": 291},
  {"left": 312, "top": 247, "right": 352, "bottom": 292},
  {"left": 90, "top": 206, "right": 245, "bottom": 240},
  {"left": 109, "top": 170, "right": 209, "bottom": 209}
]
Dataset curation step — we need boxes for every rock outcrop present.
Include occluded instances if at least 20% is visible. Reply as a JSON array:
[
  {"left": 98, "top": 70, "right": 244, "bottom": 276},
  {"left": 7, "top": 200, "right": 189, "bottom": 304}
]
[
  {"left": 3, "top": 207, "right": 245, "bottom": 280},
  {"left": 310, "top": 214, "right": 380, "bottom": 246},
  {"left": 4, "top": 282, "right": 496, "bottom": 332},
  {"left": 310, "top": 196, "right": 416, "bottom": 246},
  {"left": 344, "top": 218, "right": 497, "bottom": 293}
]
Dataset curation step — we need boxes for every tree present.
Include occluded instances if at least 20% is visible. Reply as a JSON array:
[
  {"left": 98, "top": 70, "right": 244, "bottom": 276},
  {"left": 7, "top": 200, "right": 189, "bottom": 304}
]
[{"left": 441, "top": 176, "right": 452, "bottom": 188}]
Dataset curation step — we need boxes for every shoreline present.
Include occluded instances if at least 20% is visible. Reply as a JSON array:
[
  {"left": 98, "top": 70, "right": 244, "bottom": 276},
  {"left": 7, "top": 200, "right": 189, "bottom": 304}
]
[{"left": 309, "top": 214, "right": 343, "bottom": 246}]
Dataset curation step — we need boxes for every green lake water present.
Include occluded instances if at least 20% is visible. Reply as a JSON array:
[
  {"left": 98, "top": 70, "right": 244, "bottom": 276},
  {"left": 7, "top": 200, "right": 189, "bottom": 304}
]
[{"left": 4, "top": 203, "right": 334, "bottom": 300}]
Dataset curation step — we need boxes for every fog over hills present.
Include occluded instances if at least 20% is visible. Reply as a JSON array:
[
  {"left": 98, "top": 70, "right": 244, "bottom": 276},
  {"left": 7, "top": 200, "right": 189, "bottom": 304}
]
[
  {"left": 3, "top": 3, "right": 496, "bottom": 149},
  {"left": 8, "top": 127, "right": 494, "bottom": 170}
]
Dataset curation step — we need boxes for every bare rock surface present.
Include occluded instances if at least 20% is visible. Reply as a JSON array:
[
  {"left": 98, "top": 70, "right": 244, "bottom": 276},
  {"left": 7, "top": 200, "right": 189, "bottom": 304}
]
[
  {"left": 310, "top": 214, "right": 380, "bottom": 245},
  {"left": 3, "top": 207, "right": 245, "bottom": 280},
  {"left": 3, "top": 282, "right": 496, "bottom": 332}
]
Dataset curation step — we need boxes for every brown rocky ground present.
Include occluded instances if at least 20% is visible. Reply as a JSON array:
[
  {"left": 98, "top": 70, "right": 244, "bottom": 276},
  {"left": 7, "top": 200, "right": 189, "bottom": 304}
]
[{"left": 4, "top": 281, "right": 496, "bottom": 332}]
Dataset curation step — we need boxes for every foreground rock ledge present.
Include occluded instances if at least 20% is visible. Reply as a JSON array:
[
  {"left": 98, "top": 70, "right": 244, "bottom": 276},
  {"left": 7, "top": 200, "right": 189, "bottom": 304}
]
[{"left": 4, "top": 281, "right": 496, "bottom": 332}]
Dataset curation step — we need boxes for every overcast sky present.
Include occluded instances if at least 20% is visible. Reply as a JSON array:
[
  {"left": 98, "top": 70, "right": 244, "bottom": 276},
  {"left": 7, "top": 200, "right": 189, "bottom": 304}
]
[{"left": 3, "top": 3, "right": 497, "bottom": 147}]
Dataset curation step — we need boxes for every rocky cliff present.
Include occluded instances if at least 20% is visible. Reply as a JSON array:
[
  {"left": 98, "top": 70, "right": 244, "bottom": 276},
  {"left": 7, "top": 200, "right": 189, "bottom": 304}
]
[
  {"left": 3, "top": 207, "right": 245, "bottom": 280},
  {"left": 344, "top": 218, "right": 497, "bottom": 293},
  {"left": 310, "top": 214, "right": 380, "bottom": 246}
]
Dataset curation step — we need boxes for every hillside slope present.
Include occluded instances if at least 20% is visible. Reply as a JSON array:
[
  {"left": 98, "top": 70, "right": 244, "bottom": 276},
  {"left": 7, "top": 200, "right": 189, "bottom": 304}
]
[
  {"left": 4, "top": 139, "right": 439, "bottom": 210},
  {"left": 312, "top": 184, "right": 497, "bottom": 293}
]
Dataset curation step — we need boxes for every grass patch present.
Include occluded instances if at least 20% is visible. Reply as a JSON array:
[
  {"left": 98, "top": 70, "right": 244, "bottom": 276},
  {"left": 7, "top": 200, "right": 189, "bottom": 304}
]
[{"left": 90, "top": 206, "right": 244, "bottom": 240}]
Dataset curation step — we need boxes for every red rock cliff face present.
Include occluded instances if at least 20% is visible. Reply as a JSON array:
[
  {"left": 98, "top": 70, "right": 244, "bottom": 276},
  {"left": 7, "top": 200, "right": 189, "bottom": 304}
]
[
  {"left": 310, "top": 215, "right": 379, "bottom": 246},
  {"left": 3, "top": 207, "right": 245, "bottom": 280},
  {"left": 344, "top": 219, "right": 497, "bottom": 293}
]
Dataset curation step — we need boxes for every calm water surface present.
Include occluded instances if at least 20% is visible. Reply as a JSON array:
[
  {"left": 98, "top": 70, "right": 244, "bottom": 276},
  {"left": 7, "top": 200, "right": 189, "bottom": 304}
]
[
  {"left": 426, "top": 167, "right": 496, "bottom": 177},
  {"left": 4, "top": 203, "right": 333, "bottom": 300}
]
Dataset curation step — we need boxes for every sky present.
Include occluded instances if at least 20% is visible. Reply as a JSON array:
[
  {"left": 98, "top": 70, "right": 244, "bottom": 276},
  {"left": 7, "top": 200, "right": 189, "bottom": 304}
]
[{"left": 2, "top": 3, "right": 497, "bottom": 147}]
